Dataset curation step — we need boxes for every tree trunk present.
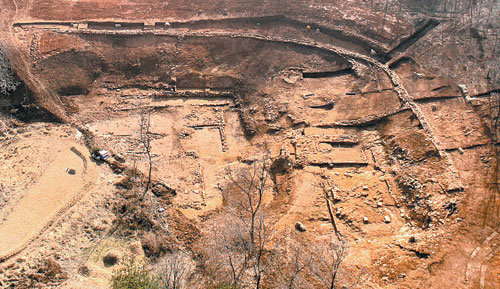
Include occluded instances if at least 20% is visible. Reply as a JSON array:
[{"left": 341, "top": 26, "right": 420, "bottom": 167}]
[{"left": 144, "top": 151, "right": 152, "bottom": 196}]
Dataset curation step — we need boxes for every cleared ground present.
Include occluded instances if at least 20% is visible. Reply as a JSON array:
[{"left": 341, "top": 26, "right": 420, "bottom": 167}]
[{"left": 0, "top": 127, "right": 97, "bottom": 261}]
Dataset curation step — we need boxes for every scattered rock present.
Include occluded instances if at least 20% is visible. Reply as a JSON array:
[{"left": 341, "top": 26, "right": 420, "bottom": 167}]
[
  {"left": 295, "top": 221, "right": 306, "bottom": 232},
  {"left": 409, "top": 236, "right": 416, "bottom": 243},
  {"left": 113, "top": 153, "right": 126, "bottom": 163},
  {"left": 78, "top": 265, "right": 90, "bottom": 276},
  {"left": 29, "top": 258, "right": 67, "bottom": 283},
  {"left": 185, "top": 150, "right": 198, "bottom": 158},
  {"left": 363, "top": 185, "right": 369, "bottom": 190},
  {"left": 65, "top": 168, "right": 76, "bottom": 175},
  {"left": 90, "top": 219, "right": 107, "bottom": 231},
  {"left": 363, "top": 216, "right": 369, "bottom": 223},
  {"left": 109, "top": 161, "right": 125, "bottom": 174},
  {"left": 458, "top": 84, "right": 469, "bottom": 97},
  {"left": 377, "top": 201, "right": 383, "bottom": 207},
  {"left": 383, "top": 216, "right": 391, "bottom": 223},
  {"left": 458, "top": 147, "right": 464, "bottom": 154},
  {"left": 152, "top": 182, "right": 176, "bottom": 197},
  {"left": 413, "top": 72, "right": 425, "bottom": 79}
]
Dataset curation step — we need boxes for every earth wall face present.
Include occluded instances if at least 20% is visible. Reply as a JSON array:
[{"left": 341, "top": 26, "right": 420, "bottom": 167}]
[{"left": 0, "top": 1, "right": 499, "bottom": 288}]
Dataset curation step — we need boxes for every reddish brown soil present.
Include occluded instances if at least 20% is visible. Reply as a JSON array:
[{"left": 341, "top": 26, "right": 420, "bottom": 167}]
[{"left": 0, "top": 1, "right": 499, "bottom": 288}]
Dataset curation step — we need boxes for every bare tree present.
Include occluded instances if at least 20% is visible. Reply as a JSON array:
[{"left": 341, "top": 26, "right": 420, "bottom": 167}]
[
  {"left": 198, "top": 158, "right": 356, "bottom": 288},
  {"left": 156, "top": 251, "right": 192, "bottom": 289},
  {"left": 272, "top": 236, "right": 313, "bottom": 289},
  {"left": 226, "top": 157, "right": 270, "bottom": 252},
  {"left": 226, "top": 157, "right": 271, "bottom": 288},
  {"left": 252, "top": 213, "right": 270, "bottom": 289},
  {"left": 139, "top": 108, "right": 153, "bottom": 196},
  {"left": 200, "top": 213, "right": 250, "bottom": 287},
  {"left": 485, "top": 91, "right": 500, "bottom": 225},
  {"left": 200, "top": 157, "right": 271, "bottom": 288},
  {"left": 311, "top": 238, "right": 348, "bottom": 289},
  {"left": 284, "top": 246, "right": 310, "bottom": 289},
  {"left": 272, "top": 232, "right": 349, "bottom": 289}
]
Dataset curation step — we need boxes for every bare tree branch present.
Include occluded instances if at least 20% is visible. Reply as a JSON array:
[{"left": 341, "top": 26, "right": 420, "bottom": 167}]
[{"left": 139, "top": 108, "right": 153, "bottom": 197}]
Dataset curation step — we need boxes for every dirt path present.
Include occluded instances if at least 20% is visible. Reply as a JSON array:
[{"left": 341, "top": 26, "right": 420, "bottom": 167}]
[{"left": 0, "top": 144, "right": 96, "bottom": 261}]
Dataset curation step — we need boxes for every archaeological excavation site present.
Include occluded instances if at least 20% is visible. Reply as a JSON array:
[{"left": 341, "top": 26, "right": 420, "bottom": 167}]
[{"left": 0, "top": 0, "right": 499, "bottom": 288}]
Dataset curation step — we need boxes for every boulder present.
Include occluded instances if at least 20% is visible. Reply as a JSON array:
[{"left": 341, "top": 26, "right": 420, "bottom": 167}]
[
  {"left": 295, "top": 221, "right": 306, "bottom": 232},
  {"left": 152, "top": 182, "right": 176, "bottom": 197},
  {"left": 113, "top": 153, "right": 126, "bottom": 163}
]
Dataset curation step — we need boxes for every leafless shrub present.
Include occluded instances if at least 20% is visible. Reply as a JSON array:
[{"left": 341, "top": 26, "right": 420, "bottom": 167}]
[
  {"left": 156, "top": 251, "right": 193, "bottom": 289},
  {"left": 114, "top": 168, "right": 140, "bottom": 190},
  {"left": 199, "top": 213, "right": 250, "bottom": 287},
  {"left": 269, "top": 233, "right": 350, "bottom": 289},
  {"left": 141, "top": 231, "right": 175, "bottom": 259},
  {"left": 114, "top": 191, "right": 160, "bottom": 233},
  {"left": 310, "top": 238, "right": 348, "bottom": 289},
  {"left": 14, "top": 258, "right": 68, "bottom": 288},
  {"left": 271, "top": 236, "right": 313, "bottom": 289}
]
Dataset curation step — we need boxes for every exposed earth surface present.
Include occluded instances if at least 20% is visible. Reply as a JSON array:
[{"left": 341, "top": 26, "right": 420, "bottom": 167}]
[{"left": 0, "top": 0, "right": 500, "bottom": 288}]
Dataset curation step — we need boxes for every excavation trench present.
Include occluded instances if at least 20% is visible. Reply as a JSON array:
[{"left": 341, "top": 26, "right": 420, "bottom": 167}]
[
  {"left": 385, "top": 19, "right": 440, "bottom": 61},
  {"left": 302, "top": 67, "right": 353, "bottom": 78},
  {"left": 10, "top": 21, "right": 463, "bottom": 194}
]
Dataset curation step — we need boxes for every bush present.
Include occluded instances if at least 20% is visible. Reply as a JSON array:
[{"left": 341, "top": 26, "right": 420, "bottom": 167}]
[
  {"left": 0, "top": 48, "right": 19, "bottom": 95},
  {"left": 115, "top": 168, "right": 139, "bottom": 190},
  {"left": 141, "top": 231, "right": 174, "bottom": 259},
  {"left": 90, "top": 146, "right": 100, "bottom": 156},
  {"left": 15, "top": 258, "right": 68, "bottom": 288},
  {"left": 111, "top": 259, "right": 162, "bottom": 289}
]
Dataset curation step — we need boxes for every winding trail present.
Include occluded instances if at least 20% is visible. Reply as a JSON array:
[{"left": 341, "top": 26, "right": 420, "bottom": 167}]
[{"left": 0, "top": 145, "right": 97, "bottom": 261}]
